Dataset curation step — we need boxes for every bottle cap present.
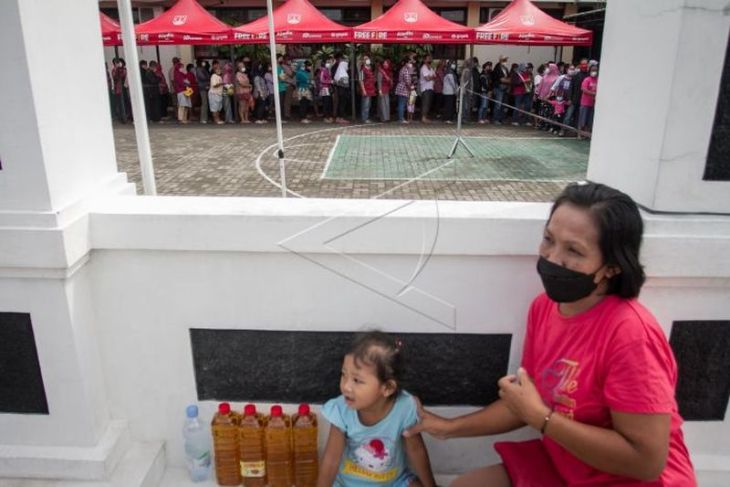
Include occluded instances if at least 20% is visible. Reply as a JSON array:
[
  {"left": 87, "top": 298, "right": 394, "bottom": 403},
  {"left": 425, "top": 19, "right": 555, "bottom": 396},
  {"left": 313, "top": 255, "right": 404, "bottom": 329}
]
[
  {"left": 186, "top": 404, "right": 199, "bottom": 418},
  {"left": 218, "top": 402, "right": 231, "bottom": 415},
  {"left": 270, "top": 405, "right": 283, "bottom": 417},
  {"left": 298, "top": 404, "right": 310, "bottom": 416},
  {"left": 244, "top": 404, "right": 257, "bottom": 416}
]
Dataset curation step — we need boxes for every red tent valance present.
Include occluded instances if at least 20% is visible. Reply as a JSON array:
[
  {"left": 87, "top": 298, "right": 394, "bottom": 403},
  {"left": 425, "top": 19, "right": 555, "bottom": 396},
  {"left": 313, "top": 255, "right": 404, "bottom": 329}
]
[
  {"left": 475, "top": 0, "right": 592, "bottom": 46},
  {"left": 135, "top": 0, "right": 233, "bottom": 45},
  {"left": 232, "top": 0, "right": 352, "bottom": 44},
  {"left": 100, "top": 12, "right": 122, "bottom": 46},
  {"left": 353, "top": 0, "right": 473, "bottom": 44}
]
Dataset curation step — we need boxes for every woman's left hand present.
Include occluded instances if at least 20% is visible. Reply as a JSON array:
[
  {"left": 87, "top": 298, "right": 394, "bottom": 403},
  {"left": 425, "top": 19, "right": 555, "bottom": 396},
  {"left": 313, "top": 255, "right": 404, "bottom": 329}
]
[{"left": 498, "top": 367, "right": 551, "bottom": 431}]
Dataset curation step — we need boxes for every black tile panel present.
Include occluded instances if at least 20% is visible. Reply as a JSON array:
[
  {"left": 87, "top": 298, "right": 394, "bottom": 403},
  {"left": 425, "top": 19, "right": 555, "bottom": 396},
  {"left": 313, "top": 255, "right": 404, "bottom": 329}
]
[
  {"left": 704, "top": 33, "right": 730, "bottom": 180},
  {"left": 670, "top": 320, "right": 730, "bottom": 420},
  {"left": 190, "top": 329, "right": 512, "bottom": 407},
  {"left": 0, "top": 312, "right": 49, "bottom": 414}
]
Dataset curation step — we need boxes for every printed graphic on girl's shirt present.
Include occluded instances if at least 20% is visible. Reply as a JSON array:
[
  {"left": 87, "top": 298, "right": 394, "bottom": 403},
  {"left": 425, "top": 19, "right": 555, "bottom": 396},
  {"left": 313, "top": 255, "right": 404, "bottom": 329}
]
[{"left": 342, "top": 437, "right": 397, "bottom": 481}]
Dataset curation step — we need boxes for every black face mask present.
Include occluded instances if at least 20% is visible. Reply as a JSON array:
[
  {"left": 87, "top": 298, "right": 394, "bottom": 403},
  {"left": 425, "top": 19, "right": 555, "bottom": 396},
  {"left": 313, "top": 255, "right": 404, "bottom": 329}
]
[{"left": 536, "top": 257, "right": 601, "bottom": 303}]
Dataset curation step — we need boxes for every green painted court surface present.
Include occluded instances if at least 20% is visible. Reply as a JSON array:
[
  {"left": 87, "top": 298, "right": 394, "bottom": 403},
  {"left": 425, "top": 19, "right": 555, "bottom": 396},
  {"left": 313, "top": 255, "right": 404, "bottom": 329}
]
[{"left": 323, "top": 135, "right": 590, "bottom": 182}]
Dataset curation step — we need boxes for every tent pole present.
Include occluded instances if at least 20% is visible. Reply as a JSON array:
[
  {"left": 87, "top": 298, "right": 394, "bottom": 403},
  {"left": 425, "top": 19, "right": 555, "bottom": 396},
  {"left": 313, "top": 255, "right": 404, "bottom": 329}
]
[
  {"left": 350, "top": 43, "right": 356, "bottom": 122},
  {"left": 117, "top": 0, "right": 157, "bottom": 196},
  {"left": 266, "top": 0, "right": 287, "bottom": 198},
  {"left": 114, "top": 46, "right": 120, "bottom": 59},
  {"left": 156, "top": 45, "right": 161, "bottom": 64}
]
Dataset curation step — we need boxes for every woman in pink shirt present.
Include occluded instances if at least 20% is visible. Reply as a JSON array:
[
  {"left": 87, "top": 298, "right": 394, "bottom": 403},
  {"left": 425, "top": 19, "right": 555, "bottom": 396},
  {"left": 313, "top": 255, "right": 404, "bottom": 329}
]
[
  {"left": 405, "top": 182, "right": 697, "bottom": 487},
  {"left": 578, "top": 67, "right": 599, "bottom": 137}
]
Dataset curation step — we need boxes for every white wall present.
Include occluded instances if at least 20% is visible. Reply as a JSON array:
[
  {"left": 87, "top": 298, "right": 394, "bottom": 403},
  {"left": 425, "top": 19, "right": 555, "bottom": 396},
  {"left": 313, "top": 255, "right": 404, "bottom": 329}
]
[
  {"left": 472, "top": 45, "right": 570, "bottom": 68},
  {"left": 588, "top": 0, "right": 730, "bottom": 212},
  {"left": 104, "top": 45, "right": 189, "bottom": 70},
  {"left": 84, "top": 196, "right": 730, "bottom": 480}
]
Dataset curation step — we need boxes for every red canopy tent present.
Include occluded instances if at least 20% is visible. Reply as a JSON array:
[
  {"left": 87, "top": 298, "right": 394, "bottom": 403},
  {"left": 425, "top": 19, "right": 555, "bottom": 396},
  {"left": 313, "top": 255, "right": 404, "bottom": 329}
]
[
  {"left": 474, "top": 0, "right": 592, "bottom": 46},
  {"left": 232, "top": 0, "right": 352, "bottom": 44},
  {"left": 100, "top": 12, "right": 122, "bottom": 46},
  {"left": 353, "top": 0, "right": 473, "bottom": 44},
  {"left": 135, "top": 0, "right": 233, "bottom": 45}
]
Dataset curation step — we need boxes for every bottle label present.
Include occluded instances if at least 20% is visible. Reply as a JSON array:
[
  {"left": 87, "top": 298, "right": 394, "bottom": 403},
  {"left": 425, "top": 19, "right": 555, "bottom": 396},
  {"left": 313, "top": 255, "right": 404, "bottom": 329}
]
[
  {"left": 241, "top": 460, "right": 266, "bottom": 477},
  {"left": 190, "top": 450, "right": 211, "bottom": 469}
]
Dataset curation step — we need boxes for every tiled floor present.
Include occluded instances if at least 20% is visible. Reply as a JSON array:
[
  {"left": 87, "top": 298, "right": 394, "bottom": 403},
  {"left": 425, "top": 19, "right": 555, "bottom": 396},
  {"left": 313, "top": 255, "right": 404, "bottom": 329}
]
[
  {"left": 324, "top": 135, "right": 589, "bottom": 181},
  {"left": 113, "top": 120, "right": 589, "bottom": 201}
]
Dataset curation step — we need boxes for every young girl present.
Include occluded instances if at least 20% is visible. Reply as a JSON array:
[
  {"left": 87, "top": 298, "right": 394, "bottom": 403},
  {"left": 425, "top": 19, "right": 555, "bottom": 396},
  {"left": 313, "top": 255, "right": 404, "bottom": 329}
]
[{"left": 318, "top": 332, "right": 436, "bottom": 487}]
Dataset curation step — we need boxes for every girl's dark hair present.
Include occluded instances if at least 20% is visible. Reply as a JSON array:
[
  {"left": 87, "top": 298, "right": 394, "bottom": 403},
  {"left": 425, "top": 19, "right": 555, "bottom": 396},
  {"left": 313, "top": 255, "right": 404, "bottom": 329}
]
[
  {"left": 349, "top": 331, "right": 404, "bottom": 392},
  {"left": 550, "top": 182, "right": 646, "bottom": 298}
]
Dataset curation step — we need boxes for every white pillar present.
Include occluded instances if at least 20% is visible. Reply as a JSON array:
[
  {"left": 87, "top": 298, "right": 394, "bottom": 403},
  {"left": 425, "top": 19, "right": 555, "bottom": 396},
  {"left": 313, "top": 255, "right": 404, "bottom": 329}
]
[
  {"left": 587, "top": 0, "right": 730, "bottom": 213},
  {"left": 0, "top": 0, "right": 143, "bottom": 481}
]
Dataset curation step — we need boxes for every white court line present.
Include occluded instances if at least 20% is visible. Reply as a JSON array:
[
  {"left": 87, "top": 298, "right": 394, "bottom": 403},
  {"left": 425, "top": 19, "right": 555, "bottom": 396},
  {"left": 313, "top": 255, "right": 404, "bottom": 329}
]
[
  {"left": 322, "top": 176, "right": 578, "bottom": 183},
  {"left": 335, "top": 134, "right": 578, "bottom": 140},
  {"left": 254, "top": 123, "right": 372, "bottom": 198},
  {"left": 321, "top": 134, "right": 340, "bottom": 180}
]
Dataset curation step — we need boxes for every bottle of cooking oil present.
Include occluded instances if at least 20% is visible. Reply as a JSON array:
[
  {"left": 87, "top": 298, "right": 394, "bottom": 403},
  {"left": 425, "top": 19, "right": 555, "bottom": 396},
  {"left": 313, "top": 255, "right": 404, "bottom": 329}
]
[
  {"left": 211, "top": 402, "right": 241, "bottom": 486},
  {"left": 292, "top": 404, "right": 318, "bottom": 487},
  {"left": 265, "top": 405, "right": 293, "bottom": 487},
  {"left": 239, "top": 404, "right": 266, "bottom": 487}
]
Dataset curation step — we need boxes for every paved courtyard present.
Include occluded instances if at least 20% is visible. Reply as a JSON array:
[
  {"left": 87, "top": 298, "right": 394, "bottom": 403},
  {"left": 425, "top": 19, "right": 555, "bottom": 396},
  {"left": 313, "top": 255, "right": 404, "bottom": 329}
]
[{"left": 113, "top": 121, "right": 590, "bottom": 201}]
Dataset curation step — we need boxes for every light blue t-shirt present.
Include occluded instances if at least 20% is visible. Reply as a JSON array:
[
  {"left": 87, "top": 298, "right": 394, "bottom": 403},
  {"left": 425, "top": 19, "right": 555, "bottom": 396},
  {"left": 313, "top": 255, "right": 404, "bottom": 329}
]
[{"left": 322, "top": 390, "right": 419, "bottom": 487}]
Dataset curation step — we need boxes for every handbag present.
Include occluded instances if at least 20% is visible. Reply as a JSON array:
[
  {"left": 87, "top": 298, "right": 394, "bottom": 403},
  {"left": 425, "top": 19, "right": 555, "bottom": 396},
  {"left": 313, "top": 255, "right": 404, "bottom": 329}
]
[{"left": 335, "top": 75, "right": 349, "bottom": 88}]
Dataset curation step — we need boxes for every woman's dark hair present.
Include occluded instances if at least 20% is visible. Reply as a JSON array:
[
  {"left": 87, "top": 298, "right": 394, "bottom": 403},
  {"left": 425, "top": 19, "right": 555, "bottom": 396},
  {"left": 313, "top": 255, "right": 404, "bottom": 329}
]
[
  {"left": 349, "top": 331, "right": 404, "bottom": 393},
  {"left": 550, "top": 182, "right": 646, "bottom": 298}
]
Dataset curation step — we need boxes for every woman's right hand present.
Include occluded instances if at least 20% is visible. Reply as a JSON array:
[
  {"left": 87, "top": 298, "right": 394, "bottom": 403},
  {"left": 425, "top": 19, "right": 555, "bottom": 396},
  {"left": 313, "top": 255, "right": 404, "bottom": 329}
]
[{"left": 403, "top": 396, "right": 452, "bottom": 440}]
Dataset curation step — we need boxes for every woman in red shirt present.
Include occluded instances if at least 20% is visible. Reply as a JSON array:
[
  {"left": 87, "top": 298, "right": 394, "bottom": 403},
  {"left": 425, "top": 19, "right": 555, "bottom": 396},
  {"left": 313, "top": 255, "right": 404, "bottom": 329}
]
[{"left": 405, "top": 182, "right": 697, "bottom": 487}]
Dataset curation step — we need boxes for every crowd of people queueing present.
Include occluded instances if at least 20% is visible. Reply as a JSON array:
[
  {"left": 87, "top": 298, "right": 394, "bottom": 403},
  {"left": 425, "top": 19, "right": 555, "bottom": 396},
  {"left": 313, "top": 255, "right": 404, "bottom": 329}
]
[{"left": 107, "top": 52, "right": 599, "bottom": 137}]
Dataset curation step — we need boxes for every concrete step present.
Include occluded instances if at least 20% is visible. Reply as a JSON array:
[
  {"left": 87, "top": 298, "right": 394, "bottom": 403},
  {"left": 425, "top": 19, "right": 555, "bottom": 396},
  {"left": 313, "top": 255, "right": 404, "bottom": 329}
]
[{"left": 0, "top": 441, "right": 165, "bottom": 487}]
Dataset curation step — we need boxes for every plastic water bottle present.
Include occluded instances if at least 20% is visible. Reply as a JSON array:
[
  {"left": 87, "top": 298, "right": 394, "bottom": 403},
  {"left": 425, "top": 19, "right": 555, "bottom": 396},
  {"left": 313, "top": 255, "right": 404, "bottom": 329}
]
[{"left": 183, "top": 404, "right": 211, "bottom": 482}]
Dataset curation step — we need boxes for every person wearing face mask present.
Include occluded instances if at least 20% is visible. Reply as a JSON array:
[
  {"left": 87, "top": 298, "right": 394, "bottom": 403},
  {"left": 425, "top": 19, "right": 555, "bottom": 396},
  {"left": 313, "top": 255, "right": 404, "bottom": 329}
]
[
  {"left": 419, "top": 55, "right": 436, "bottom": 123},
  {"left": 536, "top": 62, "right": 560, "bottom": 130},
  {"left": 111, "top": 58, "right": 130, "bottom": 123},
  {"left": 547, "top": 94, "right": 566, "bottom": 135},
  {"left": 174, "top": 62, "right": 191, "bottom": 124},
  {"left": 441, "top": 60, "right": 458, "bottom": 124},
  {"left": 395, "top": 57, "right": 415, "bottom": 124},
  {"left": 195, "top": 59, "right": 210, "bottom": 124},
  {"left": 264, "top": 62, "right": 274, "bottom": 119},
  {"left": 404, "top": 182, "right": 698, "bottom": 487},
  {"left": 459, "top": 58, "right": 474, "bottom": 123},
  {"left": 551, "top": 65, "right": 576, "bottom": 135},
  {"left": 490, "top": 55, "right": 511, "bottom": 124},
  {"left": 578, "top": 66, "right": 599, "bottom": 138},
  {"left": 510, "top": 64, "right": 531, "bottom": 126},
  {"left": 359, "top": 56, "right": 376, "bottom": 123},
  {"left": 296, "top": 61, "right": 313, "bottom": 124},
  {"left": 252, "top": 63, "right": 269, "bottom": 124},
  {"left": 377, "top": 58, "right": 393, "bottom": 122},
  {"left": 333, "top": 56, "right": 350, "bottom": 124},
  {"left": 235, "top": 62, "right": 252, "bottom": 123},
  {"left": 477, "top": 62, "right": 492, "bottom": 124},
  {"left": 222, "top": 62, "right": 235, "bottom": 124},
  {"left": 573, "top": 57, "right": 590, "bottom": 94},
  {"left": 320, "top": 56, "right": 335, "bottom": 123}
]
